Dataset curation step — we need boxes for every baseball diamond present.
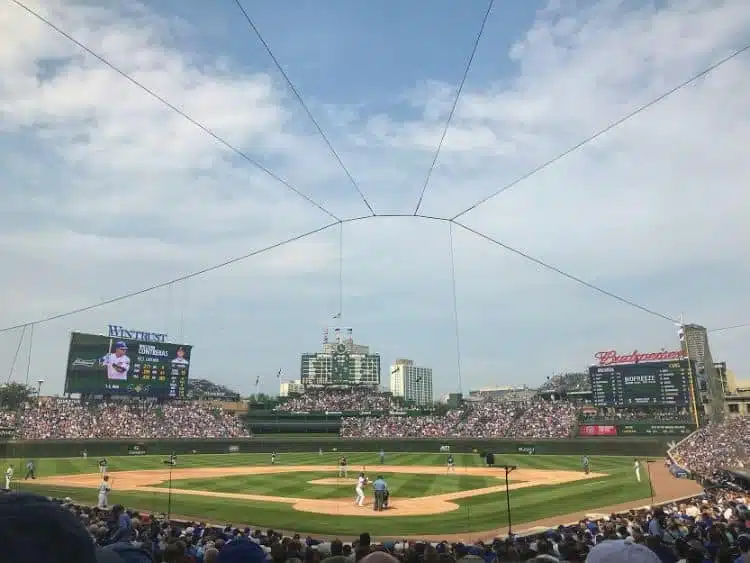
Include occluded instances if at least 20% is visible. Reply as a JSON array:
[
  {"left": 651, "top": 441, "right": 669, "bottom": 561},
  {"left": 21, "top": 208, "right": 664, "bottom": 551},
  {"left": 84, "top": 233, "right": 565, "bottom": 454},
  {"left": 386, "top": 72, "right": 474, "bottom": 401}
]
[{"left": 14, "top": 451, "right": 701, "bottom": 538}]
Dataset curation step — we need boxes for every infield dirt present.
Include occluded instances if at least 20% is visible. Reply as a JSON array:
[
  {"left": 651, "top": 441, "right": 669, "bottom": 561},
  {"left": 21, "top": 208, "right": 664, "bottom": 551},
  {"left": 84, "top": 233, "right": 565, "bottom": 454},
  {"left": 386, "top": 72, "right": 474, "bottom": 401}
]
[{"left": 34, "top": 464, "right": 605, "bottom": 517}]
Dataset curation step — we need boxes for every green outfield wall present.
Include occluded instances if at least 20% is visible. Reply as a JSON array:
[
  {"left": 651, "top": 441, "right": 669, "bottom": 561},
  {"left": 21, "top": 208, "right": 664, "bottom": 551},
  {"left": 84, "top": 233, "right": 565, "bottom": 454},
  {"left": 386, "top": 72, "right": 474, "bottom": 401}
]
[{"left": 0, "top": 436, "right": 675, "bottom": 459}]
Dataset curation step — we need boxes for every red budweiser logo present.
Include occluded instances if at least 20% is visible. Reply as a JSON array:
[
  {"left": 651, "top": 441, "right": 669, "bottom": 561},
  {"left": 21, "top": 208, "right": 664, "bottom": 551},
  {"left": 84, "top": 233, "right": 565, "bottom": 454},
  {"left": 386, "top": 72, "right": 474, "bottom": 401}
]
[{"left": 595, "top": 349, "right": 687, "bottom": 366}]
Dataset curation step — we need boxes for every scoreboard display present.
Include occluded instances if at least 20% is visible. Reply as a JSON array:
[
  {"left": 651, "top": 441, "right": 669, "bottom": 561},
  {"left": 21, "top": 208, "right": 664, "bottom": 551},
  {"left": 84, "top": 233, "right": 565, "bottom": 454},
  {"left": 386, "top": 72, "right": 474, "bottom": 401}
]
[
  {"left": 65, "top": 332, "right": 191, "bottom": 398},
  {"left": 588, "top": 360, "right": 693, "bottom": 407}
]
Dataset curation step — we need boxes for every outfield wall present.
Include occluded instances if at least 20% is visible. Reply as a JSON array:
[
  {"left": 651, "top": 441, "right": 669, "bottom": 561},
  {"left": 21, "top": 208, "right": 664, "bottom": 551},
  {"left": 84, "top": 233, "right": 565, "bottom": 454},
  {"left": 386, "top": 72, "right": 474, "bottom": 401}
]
[{"left": 0, "top": 437, "right": 674, "bottom": 459}]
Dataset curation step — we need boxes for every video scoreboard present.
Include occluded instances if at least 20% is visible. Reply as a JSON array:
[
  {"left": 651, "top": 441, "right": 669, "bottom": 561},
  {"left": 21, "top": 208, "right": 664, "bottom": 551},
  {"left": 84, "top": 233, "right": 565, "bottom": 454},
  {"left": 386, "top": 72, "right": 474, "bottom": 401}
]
[
  {"left": 65, "top": 332, "right": 191, "bottom": 398},
  {"left": 588, "top": 360, "right": 693, "bottom": 407}
]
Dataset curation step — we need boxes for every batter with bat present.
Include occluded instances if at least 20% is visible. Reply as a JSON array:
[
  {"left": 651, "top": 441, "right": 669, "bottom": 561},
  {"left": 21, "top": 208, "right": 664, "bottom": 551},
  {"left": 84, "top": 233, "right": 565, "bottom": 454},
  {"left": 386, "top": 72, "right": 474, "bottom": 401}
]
[{"left": 102, "top": 341, "right": 131, "bottom": 381}]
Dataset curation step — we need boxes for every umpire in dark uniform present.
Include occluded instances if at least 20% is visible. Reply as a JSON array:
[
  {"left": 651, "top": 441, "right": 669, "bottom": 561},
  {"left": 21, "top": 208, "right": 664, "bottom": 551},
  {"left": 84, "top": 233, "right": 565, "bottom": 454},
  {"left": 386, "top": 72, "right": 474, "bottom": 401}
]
[{"left": 372, "top": 475, "right": 388, "bottom": 511}]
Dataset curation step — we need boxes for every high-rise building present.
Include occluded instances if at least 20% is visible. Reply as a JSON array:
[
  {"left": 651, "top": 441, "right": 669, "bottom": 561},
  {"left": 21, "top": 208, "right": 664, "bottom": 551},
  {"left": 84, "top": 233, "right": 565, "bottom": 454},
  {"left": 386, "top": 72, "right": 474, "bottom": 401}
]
[
  {"left": 279, "top": 379, "right": 304, "bottom": 397},
  {"left": 300, "top": 329, "right": 380, "bottom": 387},
  {"left": 681, "top": 323, "right": 708, "bottom": 365},
  {"left": 389, "top": 359, "right": 433, "bottom": 406},
  {"left": 680, "top": 323, "right": 724, "bottom": 423}
]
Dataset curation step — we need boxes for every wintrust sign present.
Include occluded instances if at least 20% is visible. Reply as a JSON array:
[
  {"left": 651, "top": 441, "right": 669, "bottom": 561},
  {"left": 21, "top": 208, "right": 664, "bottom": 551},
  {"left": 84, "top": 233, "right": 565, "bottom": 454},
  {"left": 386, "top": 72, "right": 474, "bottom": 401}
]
[
  {"left": 108, "top": 325, "right": 167, "bottom": 343},
  {"left": 594, "top": 349, "right": 687, "bottom": 366}
]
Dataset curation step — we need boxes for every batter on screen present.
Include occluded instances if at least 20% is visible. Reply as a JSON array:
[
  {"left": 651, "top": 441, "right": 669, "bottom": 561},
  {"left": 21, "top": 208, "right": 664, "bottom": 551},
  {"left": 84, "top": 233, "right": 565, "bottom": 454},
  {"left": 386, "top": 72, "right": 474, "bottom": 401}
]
[{"left": 102, "top": 341, "right": 131, "bottom": 381}]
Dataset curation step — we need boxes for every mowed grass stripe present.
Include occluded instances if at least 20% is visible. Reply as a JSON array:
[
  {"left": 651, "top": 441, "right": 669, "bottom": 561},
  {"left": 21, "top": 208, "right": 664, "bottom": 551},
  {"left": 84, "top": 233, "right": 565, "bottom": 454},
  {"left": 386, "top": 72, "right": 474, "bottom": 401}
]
[
  {"left": 392, "top": 473, "right": 434, "bottom": 498},
  {"left": 160, "top": 472, "right": 499, "bottom": 500}
]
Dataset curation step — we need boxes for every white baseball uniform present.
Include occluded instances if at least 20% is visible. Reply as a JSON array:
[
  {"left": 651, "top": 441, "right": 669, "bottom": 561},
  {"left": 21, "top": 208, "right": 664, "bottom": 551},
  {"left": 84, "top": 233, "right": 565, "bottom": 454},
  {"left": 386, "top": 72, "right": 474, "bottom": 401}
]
[
  {"left": 355, "top": 476, "right": 366, "bottom": 506},
  {"left": 97, "top": 480, "right": 111, "bottom": 508},
  {"left": 5, "top": 466, "right": 13, "bottom": 489},
  {"left": 634, "top": 460, "right": 641, "bottom": 482},
  {"left": 102, "top": 353, "right": 131, "bottom": 381}
]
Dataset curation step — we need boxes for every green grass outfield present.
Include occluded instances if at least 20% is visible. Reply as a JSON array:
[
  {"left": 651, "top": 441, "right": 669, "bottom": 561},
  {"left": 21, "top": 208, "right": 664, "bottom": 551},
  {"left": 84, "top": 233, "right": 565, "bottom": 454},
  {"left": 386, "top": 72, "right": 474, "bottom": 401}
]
[
  {"left": 6, "top": 452, "right": 652, "bottom": 537},
  {"left": 159, "top": 471, "right": 506, "bottom": 500}
]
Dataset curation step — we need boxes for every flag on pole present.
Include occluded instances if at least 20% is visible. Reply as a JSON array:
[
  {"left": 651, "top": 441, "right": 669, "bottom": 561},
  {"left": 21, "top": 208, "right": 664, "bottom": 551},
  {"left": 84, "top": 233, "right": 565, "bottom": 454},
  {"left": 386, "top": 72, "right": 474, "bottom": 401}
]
[
  {"left": 277, "top": 369, "right": 282, "bottom": 379},
  {"left": 332, "top": 313, "right": 341, "bottom": 319},
  {"left": 254, "top": 376, "right": 260, "bottom": 386}
]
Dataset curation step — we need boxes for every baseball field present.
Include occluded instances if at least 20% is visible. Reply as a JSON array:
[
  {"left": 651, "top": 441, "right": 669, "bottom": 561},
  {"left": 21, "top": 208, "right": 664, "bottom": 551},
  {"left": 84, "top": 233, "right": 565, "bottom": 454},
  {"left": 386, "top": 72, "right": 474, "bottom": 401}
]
[{"left": 6, "top": 451, "right": 701, "bottom": 539}]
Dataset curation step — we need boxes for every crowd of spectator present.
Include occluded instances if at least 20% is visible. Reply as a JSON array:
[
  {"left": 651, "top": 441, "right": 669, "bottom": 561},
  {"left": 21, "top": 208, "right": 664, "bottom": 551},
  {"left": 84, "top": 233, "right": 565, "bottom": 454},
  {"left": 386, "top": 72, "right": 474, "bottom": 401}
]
[
  {"left": 276, "top": 388, "right": 395, "bottom": 413},
  {"left": 671, "top": 417, "right": 750, "bottom": 478},
  {"left": 340, "top": 400, "right": 577, "bottom": 439},
  {"left": 1, "top": 399, "right": 250, "bottom": 440},
  {"left": 7, "top": 484, "right": 750, "bottom": 562},
  {"left": 507, "top": 400, "right": 577, "bottom": 439},
  {"left": 538, "top": 373, "right": 591, "bottom": 393}
]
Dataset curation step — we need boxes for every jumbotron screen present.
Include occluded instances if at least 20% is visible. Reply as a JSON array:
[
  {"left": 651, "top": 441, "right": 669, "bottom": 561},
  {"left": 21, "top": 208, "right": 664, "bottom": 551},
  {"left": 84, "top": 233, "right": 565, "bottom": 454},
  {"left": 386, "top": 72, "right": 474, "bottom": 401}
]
[
  {"left": 588, "top": 360, "right": 693, "bottom": 407},
  {"left": 64, "top": 332, "right": 191, "bottom": 398}
]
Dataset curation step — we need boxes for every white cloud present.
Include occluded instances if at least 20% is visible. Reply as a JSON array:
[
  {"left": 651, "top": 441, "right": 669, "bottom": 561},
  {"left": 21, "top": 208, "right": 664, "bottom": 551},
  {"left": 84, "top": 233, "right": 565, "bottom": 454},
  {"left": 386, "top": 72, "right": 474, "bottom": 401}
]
[{"left": 0, "top": 0, "right": 748, "bottom": 396}]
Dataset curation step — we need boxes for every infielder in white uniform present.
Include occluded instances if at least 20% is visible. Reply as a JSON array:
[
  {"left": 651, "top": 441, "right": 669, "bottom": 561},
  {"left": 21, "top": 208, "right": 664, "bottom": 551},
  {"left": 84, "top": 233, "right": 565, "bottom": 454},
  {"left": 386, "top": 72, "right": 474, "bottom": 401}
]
[
  {"left": 634, "top": 458, "right": 641, "bottom": 483},
  {"left": 102, "top": 341, "right": 131, "bottom": 381},
  {"left": 4, "top": 465, "right": 13, "bottom": 489},
  {"left": 97, "top": 475, "right": 111, "bottom": 509},
  {"left": 355, "top": 472, "right": 367, "bottom": 506}
]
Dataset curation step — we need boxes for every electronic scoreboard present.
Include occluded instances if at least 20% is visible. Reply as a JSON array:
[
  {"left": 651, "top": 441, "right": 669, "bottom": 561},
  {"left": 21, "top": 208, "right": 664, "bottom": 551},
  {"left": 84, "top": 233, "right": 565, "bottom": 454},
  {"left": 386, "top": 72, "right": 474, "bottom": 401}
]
[{"left": 588, "top": 360, "right": 693, "bottom": 407}]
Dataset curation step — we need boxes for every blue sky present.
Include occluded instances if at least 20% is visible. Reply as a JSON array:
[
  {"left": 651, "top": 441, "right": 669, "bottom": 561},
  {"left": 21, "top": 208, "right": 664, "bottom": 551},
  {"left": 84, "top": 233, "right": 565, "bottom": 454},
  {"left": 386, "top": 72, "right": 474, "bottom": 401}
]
[{"left": 0, "top": 0, "right": 748, "bottom": 397}]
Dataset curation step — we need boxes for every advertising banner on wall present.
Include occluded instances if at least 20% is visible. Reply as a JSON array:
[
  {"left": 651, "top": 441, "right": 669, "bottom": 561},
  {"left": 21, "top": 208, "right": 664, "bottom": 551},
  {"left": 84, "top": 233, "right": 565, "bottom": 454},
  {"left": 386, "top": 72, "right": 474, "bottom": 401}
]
[
  {"left": 127, "top": 444, "right": 147, "bottom": 456},
  {"left": 579, "top": 425, "right": 618, "bottom": 436},
  {"left": 618, "top": 423, "right": 696, "bottom": 436}
]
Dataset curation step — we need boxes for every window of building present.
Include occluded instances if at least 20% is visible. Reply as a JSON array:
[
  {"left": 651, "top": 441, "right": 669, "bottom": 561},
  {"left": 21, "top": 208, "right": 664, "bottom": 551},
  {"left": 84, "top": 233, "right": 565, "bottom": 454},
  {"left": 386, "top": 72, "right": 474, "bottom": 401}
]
[{"left": 728, "top": 403, "right": 739, "bottom": 413}]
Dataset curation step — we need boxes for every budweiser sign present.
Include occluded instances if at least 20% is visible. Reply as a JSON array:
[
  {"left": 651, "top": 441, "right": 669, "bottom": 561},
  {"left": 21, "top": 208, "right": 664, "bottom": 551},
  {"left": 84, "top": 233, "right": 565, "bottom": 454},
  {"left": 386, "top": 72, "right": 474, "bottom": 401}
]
[{"left": 595, "top": 349, "right": 687, "bottom": 366}]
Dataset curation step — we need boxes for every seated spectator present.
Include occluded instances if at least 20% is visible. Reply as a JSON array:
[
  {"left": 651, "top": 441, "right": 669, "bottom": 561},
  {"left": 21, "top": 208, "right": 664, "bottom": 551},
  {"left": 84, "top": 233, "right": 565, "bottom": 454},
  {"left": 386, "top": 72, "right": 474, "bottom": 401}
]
[{"left": 1, "top": 398, "right": 250, "bottom": 441}]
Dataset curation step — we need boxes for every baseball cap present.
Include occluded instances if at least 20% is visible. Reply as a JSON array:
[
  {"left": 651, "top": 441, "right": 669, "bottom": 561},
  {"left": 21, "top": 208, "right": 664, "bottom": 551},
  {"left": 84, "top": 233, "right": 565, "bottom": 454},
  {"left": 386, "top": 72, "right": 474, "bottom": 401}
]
[
  {"left": 585, "top": 540, "right": 661, "bottom": 562},
  {"left": 217, "top": 538, "right": 267, "bottom": 563},
  {"left": 96, "top": 543, "right": 152, "bottom": 563},
  {"left": 115, "top": 341, "right": 128, "bottom": 349},
  {"left": 0, "top": 492, "right": 98, "bottom": 563}
]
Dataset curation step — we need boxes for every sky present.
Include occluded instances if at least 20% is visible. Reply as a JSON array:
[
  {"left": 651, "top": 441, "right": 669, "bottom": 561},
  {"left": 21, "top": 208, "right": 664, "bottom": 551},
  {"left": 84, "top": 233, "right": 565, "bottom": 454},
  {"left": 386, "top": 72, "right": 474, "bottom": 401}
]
[{"left": 0, "top": 0, "right": 749, "bottom": 398}]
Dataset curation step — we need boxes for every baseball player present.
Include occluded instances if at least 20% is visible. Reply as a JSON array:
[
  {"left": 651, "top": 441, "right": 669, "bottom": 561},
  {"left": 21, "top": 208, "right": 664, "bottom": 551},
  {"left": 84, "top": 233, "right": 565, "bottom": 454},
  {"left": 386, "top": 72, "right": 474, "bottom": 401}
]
[
  {"left": 582, "top": 455, "right": 590, "bottom": 475},
  {"left": 97, "top": 474, "right": 111, "bottom": 509},
  {"left": 102, "top": 341, "right": 131, "bottom": 381},
  {"left": 4, "top": 465, "right": 13, "bottom": 490},
  {"left": 171, "top": 347, "right": 189, "bottom": 366},
  {"left": 98, "top": 458, "right": 108, "bottom": 474},
  {"left": 379, "top": 449, "right": 385, "bottom": 464},
  {"left": 355, "top": 472, "right": 367, "bottom": 506},
  {"left": 271, "top": 451, "right": 277, "bottom": 465},
  {"left": 338, "top": 456, "right": 348, "bottom": 478},
  {"left": 24, "top": 460, "right": 35, "bottom": 480},
  {"left": 446, "top": 455, "right": 456, "bottom": 473},
  {"left": 634, "top": 459, "right": 641, "bottom": 483},
  {"left": 319, "top": 448, "right": 323, "bottom": 456}
]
